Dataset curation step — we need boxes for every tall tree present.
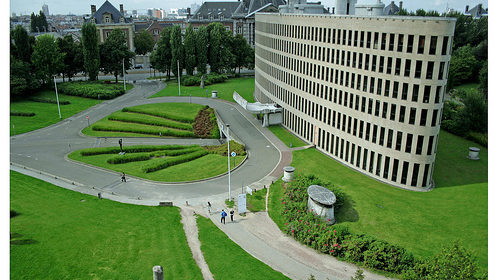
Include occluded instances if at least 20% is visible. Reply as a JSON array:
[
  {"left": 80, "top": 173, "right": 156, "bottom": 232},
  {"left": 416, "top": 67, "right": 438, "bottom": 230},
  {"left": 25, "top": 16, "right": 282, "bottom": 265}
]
[
  {"left": 231, "top": 34, "right": 253, "bottom": 73},
  {"left": 448, "top": 45, "right": 480, "bottom": 88},
  {"left": 31, "top": 34, "right": 63, "bottom": 85},
  {"left": 99, "top": 29, "right": 135, "bottom": 83},
  {"left": 10, "top": 55, "right": 40, "bottom": 97},
  {"left": 183, "top": 24, "right": 196, "bottom": 76},
  {"left": 209, "top": 23, "right": 234, "bottom": 73},
  {"left": 478, "top": 62, "right": 488, "bottom": 98},
  {"left": 30, "top": 11, "right": 49, "bottom": 32},
  {"left": 134, "top": 30, "right": 155, "bottom": 55},
  {"left": 195, "top": 26, "right": 208, "bottom": 75},
  {"left": 170, "top": 25, "right": 184, "bottom": 77},
  {"left": 11, "top": 25, "right": 34, "bottom": 63},
  {"left": 150, "top": 27, "right": 172, "bottom": 79},
  {"left": 57, "top": 35, "right": 84, "bottom": 81},
  {"left": 81, "top": 23, "right": 100, "bottom": 80}
]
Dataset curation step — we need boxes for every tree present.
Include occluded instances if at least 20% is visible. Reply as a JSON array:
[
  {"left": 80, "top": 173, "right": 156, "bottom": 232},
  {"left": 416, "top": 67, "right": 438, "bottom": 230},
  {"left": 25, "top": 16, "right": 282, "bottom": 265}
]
[
  {"left": 31, "top": 34, "right": 63, "bottom": 85},
  {"left": 209, "top": 23, "right": 234, "bottom": 73},
  {"left": 195, "top": 26, "right": 209, "bottom": 75},
  {"left": 57, "top": 35, "right": 84, "bottom": 81},
  {"left": 11, "top": 25, "right": 34, "bottom": 63},
  {"left": 81, "top": 23, "right": 100, "bottom": 80},
  {"left": 10, "top": 55, "right": 40, "bottom": 97},
  {"left": 30, "top": 11, "right": 48, "bottom": 33},
  {"left": 448, "top": 45, "right": 480, "bottom": 88},
  {"left": 150, "top": 27, "right": 172, "bottom": 79},
  {"left": 170, "top": 25, "right": 184, "bottom": 77},
  {"left": 478, "top": 62, "right": 488, "bottom": 98},
  {"left": 184, "top": 25, "right": 196, "bottom": 76},
  {"left": 458, "top": 91, "right": 488, "bottom": 134},
  {"left": 99, "top": 29, "right": 135, "bottom": 83},
  {"left": 134, "top": 30, "right": 155, "bottom": 55},
  {"left": 231, "top": 34, "right": 253, "bottom": 73}
]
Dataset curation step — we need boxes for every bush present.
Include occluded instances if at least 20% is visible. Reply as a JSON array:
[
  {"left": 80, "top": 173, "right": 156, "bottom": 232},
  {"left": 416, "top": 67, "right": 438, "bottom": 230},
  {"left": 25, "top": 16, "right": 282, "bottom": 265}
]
[
  {"left": 149, "top": 147, "right": 203, "bottom": 157},
  {"left": 92, "top": 123, "right": 195, "bottom": 138},
  {"left": 180, "top": 73, "right": 228, "bottom": 86},
  {"left": 181, "top": 75, "right": 200, "bottom": 86},
  {"left": 29, "top": 97, "right": 71, "bottom": 105},
  {"left": 80, "top": 145, "right": 195, "bottom": 156},
  {"left": 142, "top": 149, "right": 208, "bottom": 173},
  {"left": 10, "top": 111, "right": 35, "bottom": 117},
  {"left": 57, "top": 81, "right": 126, "bottom": 99},
  {"left": 108, "top": 114, "right": 193, "bottom": 130},
  {"left": 122, "top": 107, "right": 193, "bottom": 123},
  {"left": 203, "top": 140, "right": 246, "bottom": 156},
  {"left": 107, "top": 153, "right": 151, "bottom": 164}
]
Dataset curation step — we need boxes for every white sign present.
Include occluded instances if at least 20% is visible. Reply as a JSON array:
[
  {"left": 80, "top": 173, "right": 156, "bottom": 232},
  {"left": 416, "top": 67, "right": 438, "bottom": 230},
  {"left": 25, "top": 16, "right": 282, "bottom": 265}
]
[
  {"left": 231, "top": 151, "right": 236, "bottom": 157},
  {"left": 246, "top": 186, "right": 253, "bottom": 195},
  {"left": 238, "top": 193, "right": 246, "bottom": 214}
]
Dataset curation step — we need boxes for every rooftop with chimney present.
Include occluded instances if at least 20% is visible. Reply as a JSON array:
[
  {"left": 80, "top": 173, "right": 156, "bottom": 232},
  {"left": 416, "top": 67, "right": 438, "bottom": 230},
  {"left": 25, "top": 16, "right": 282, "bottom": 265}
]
[
  {"left": 87, "top": 1, "right": 131, "bottom": 24},
  {"left": 465, "top": 3, "right": 487, "bottom": 18}
]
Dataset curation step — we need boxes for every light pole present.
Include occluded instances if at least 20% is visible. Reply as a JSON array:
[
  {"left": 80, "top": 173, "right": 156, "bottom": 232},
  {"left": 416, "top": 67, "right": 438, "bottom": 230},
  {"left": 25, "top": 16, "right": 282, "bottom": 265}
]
[
  {"left": 227, "top": 124, "right": 231, "bottom": 201},
  {"left": 122, "top": 58, "right": 126, "bottom": 91},
  {"left": 53, "top": 76, "right": 62, "bottom": 119},
  {"left": 177, "top": 60, "right": 181, "bottom": 96}
]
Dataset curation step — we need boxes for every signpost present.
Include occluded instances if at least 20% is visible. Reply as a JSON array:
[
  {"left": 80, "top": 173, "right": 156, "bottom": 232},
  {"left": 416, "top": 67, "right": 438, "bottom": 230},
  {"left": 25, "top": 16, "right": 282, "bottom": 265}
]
[
  {"left": 231, "top": 151, "right": 236, "bottom": 167},
  {"left": 86, "top": 115, "right": 90, "bottom": 127}
]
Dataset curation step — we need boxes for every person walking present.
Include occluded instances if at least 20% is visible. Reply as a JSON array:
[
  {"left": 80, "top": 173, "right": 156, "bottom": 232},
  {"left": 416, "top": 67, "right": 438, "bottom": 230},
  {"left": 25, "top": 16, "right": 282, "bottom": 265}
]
[
  {"left": 221, "top": 210, "right": 227, "bottom": 224},
  {"left": 121, "top": 172, "right": 126, "bottom": 182},
  {"left": 207, "top": 201, "right": 212, "bottom": 214},
  {"left": 230, "top": 210, "right": 234, "bottom": 222}
]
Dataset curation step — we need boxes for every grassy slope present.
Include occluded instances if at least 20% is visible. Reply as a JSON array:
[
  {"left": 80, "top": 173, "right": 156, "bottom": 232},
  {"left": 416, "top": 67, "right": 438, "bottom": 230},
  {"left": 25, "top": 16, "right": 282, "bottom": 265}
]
[
  {"left": 10, "top": 91, "right": 101, "bottom": 135},
  {"left": 150, "top": 77, "right": 255, "bottom": 103},
  {"left": 68, "top": 151, "right": 244, "bottom": 182},
  {"left": 196, "top": 216, "right": 289, "bottom": 280},
  {"left": 282, "top": 130, "right": 487, "bottom": 271},
  {"left": 10, "top": 171, "right": 203, "bottom": 279},
  {"left": 267, "top": 125, "right": 307, "bottom": 148}
]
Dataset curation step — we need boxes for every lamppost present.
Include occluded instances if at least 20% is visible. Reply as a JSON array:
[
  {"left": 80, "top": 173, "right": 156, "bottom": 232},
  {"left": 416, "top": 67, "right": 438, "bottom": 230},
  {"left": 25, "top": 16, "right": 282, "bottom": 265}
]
[
  {"left": 53, "top": 76, "right": 62, "bottom": 119},
  {"left": 122, "top": 58, "right": 126, "bottom": 91},
  {"left": 177, "top": 60, "right": 181, "bottom": 96},
  {"left": 226, "top": 124, "right": 231, "bottom": 201}
]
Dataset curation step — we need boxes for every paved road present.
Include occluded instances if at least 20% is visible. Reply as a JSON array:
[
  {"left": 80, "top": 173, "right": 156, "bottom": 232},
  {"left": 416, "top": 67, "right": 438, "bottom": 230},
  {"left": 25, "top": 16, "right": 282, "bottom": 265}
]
[{"left": 10, "top": 79, "right": 279, "bottom": 205}]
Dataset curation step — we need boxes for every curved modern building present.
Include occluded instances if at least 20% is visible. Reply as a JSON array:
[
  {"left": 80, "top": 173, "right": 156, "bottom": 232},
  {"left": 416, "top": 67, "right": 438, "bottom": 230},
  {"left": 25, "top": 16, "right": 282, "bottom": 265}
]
[{"left": 254, "top": 13, "right": 456, "bottom": 189}]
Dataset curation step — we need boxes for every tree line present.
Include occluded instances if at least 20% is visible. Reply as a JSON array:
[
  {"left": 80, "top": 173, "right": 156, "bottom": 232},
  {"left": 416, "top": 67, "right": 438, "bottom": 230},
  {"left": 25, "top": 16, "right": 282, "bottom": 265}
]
[{"left": 30, "top": 11, "right": 48, "bottom": 33}]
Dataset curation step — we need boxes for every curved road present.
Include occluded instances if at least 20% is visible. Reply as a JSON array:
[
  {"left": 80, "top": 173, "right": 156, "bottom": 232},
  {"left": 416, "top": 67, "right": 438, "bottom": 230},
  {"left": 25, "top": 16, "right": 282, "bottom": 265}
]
[{"left": 10, "top": 80, "right": 281, "bottom": 205}]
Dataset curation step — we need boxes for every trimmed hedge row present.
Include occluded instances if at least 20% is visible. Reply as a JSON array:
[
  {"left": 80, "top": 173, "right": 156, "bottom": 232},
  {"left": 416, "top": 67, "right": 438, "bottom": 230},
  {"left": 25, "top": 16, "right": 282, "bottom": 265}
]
[
  {"left": 80, "top": 145, "right": 196, "bottom": 156},
  {"left": 92, "top": 123, "right": 195, "bottom": 138},
  {"left": 122, "top": 107, "right": 193, "bottom": 123},
  {"left": 203, "top": 140, "right": 247, "bottom": 157},
  {"left": 108, "top": 113, "right": 193, "bottom": 130},
  {"left": 142, "top": 149, "right": 209, "bottom": 173},
  {"left": 149, "top": 147, "right": 203, "bottom": 157},
  {"left": 29, "top": 97, "right": 70, "bottom": 105},
  {"left": 181, "top": 73, "right": 228, "bottom": 86},
  {"left": 10, "top": 111, "right": 35, "bottom": 117},
  {"left": 58, "top": 81, "right": 125, "bottom": 99},
  {"left": 107, "top": 153, "right": 151, "bottom": 164},
  {"left": 281, "top": 174, "right": 414, "bottom": 274}
]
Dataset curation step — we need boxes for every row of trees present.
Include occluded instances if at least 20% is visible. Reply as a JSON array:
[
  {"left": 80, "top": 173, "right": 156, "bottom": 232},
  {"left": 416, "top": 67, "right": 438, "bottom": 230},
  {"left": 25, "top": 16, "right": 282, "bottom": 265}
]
[
  {"left": 150, "top": 22, "right": 254, "bottom": 79},
  {"left": 30, "top": 11, "right": 48, "bottom": 33}
]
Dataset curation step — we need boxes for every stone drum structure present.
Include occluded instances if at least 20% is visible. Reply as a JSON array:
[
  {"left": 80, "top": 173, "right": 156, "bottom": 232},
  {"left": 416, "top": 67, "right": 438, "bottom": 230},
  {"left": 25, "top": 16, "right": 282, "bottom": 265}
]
[
  {"left": 307, "top": 185, "right": 336, "bottom": 225},
  {"left": 283, "top": 166, "right": 295, "bottom": 182}
]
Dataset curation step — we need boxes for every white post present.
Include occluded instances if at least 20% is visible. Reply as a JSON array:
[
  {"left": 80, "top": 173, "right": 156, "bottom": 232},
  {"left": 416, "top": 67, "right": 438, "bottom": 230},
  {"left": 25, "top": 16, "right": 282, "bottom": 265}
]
[
  {"left": 177, "top": 60, "right": 181, "bottom": 96},
  {"left": 122, "top": 58, "right": 126, "bottom": 91},
  {"left": 227, "top": 124, "right": 231, "bottom": 201},
  {"left": 53, "top": 76, "right": 62, "bottom": 119}
]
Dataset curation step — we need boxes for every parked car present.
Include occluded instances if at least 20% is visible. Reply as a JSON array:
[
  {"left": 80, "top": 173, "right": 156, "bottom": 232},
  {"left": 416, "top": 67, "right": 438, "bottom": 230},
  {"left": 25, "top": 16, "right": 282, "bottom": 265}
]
[{"left": 134, "top": 64, "right": 144, "bottom": 69}]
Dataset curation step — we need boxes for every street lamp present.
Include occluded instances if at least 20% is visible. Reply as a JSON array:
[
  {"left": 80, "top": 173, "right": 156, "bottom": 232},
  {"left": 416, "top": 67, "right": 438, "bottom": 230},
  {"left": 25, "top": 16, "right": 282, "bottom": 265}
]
[
  {"left": 122, "top": 58, "right": 126, "bottom": 91},
  {"left": 53, "top": 76, "right": 62, "bottom": 119},
  {"left": 226, "top": 124, "right": 231, "bottom": 201}
]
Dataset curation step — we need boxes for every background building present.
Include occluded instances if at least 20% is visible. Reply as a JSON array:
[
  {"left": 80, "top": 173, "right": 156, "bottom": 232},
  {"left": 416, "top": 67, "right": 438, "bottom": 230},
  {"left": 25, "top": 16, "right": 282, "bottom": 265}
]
[
  {"left": 254, "top": 13, "right": 456, "bottom": 189},
  {"left": 42, "top": 4, "right": 49, "bottom": 16}
]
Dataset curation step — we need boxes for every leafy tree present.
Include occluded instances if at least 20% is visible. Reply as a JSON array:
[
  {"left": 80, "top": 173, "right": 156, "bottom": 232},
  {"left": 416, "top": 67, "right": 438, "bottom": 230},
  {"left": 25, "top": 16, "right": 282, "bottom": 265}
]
[
  {"left": 195, "top": 26, "right": 209, "bottom": 75},
  {"left": 11, "top": 25, "right": 34, "bottom": 63},
  {"left": 478, "top": 62, "right": 488, "bottom": 98},
  {"left": 10, "top": 55, "right": 40, "bottom": 97},
  {"left": 209, "top": 23, "right": 234, "bottom": 73},
  {"left": 99, "top": 29, "right": 135, "bottom": 83},
  {"left": 183, "top": 25, "right": 196, "bottom": 76},
  {"left": 458, "top": 91, "right": 488, "bottom": 134},
  {"left": 170, "top": 25, "right": 184, "bottom": 77},
  {"left": 31, "top": 34, "right": 63, "bottom": 85},
  {"left": 30, "top": 11, "right": 48, "bottom": 33},
  {"left": 134, "top": 29, "right": 155, "bottom": 55},
  {"left": 448, "top": 45, "right": 479, "bottom": 88},
  {"left": 150, "top": 27, "right": 172, "bottom": 79},
  {"left": 81, "top": 23, "right": 100, "bottom": 80},
  {"left": 415, "top": 9, "right": 427, "bottom": 16},
  {"left": 473, "top": 39, "right": 487, "bottom": 62},
  {"left": 57, "top": 35, "right": 84, "bottom": 81},
  {"left": 231, "top": 34, "right": 253, "bottom": 73}
]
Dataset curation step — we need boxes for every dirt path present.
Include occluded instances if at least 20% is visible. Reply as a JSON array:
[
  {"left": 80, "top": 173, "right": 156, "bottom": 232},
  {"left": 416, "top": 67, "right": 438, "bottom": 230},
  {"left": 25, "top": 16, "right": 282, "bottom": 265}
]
[{"left": 179, "top": 206, "right": 214, "bottom": 280}]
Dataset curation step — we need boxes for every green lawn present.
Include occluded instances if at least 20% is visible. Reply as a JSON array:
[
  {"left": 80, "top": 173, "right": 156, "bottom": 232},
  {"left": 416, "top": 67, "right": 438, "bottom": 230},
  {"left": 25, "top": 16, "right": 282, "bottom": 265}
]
[
  {"left": 269, "top": 130, "right": 488, "bottom": 272},
  {"left": 10, "top": 90, "right": 101, "bottom": 136},
  {"left": 247, "top": 188, "right": 267, "bottom": 212},
  {"left": 196, "top": 216, "right": 289, "bottom": 280},
  {"left": 150, "top": 77, "right": 255, "bottom": 103},
  {"left": 268, "top": 125, "right": 307, "bottom": 148},
  {"left": 68, "top": 150, "right": 244, "bottom": 182},
  {"left": 10, "top": 171, "right": 203, "bottom": 279}
]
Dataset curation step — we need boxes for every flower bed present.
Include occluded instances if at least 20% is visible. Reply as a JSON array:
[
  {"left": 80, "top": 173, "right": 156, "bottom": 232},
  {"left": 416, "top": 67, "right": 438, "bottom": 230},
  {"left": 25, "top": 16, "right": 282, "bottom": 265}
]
[{"left": 193, "top": 106, "right": 219, "bottom": 138}]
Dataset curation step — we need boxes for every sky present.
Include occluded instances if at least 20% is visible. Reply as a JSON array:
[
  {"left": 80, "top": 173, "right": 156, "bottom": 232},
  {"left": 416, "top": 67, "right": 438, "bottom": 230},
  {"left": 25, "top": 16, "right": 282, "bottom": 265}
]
[{"left": 9, "top": 0, "right": 488, "bottom": 16}]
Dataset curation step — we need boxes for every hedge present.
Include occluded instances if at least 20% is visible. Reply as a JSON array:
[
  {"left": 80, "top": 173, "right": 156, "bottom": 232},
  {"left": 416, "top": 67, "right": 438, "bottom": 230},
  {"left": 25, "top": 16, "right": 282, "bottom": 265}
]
[
  {"left": 149, "top": 147, "right": 203, "bottom": 157},
  {"left": 80, "top": 145, "right": 197, "bottom": 156},
  {"left": 203, "top": 140, "right": 246, "bottom": 156},
  {"left": 10, "top": 111, "right": 35, "bottom": 117},
  {"left": 92, "top": 123, "right": 195, "bottom": 138},
  {"left": 181, "top": 73, "right": 228, "bottom": 86},
  {"left": 29, "top": 97, "right": 71, "bottom": 105},
  {"left": 142, "top": 149, "right": 209, "bottom": 173},
  {"left": 108, "top": 113, "right": 193, "bottom": 130},
  {"left": 122, "top": 107, "right": 193, "bottom": 123},
  {"left": 107, "top": 153, "right": 151, "bottom": 164},
  {"left": 57, "top": 81, "right": 125, "bottom": 99}
]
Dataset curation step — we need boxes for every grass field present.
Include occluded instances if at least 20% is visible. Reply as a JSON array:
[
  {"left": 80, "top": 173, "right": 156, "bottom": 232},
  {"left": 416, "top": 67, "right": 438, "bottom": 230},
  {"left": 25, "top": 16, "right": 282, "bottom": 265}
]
[
  {"left": 68, "top": 147, "right": 245, "bottom": 182},
  {"left": 150, "top": 77, "right": 255, "bottom": 103},
  {"left": 268, "top": 130, "right": 488, "bottom": 273},
  {"left": 10, "top": 90, "right": 101, "bottom": 136},
  {"left": 247, "top": 188, "right": 267, "bottom": 212},
  {"left": 10, "top": 171, "right": 203, "bottom": 279},
  {"left": 196, "top": 216, "right": 289, "bottom": 280},
  {"left": 267, "top": 125, "right": 307, "bottom": 148}
]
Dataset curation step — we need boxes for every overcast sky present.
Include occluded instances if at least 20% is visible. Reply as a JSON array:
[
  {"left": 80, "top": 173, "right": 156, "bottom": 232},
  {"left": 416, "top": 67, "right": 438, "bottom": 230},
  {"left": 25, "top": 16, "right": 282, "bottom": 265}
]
[{"left": 9, "top": 0, "right": 488, "bottom": 16}]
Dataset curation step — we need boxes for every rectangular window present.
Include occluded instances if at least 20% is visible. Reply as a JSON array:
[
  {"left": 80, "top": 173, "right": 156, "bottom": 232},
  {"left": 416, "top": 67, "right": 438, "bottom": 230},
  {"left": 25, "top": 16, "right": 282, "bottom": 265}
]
[
  {"left": 381, "top": 33, "right": 386, "bottom": 50},
  {"left": 356, "top": 146, "right": 361, "bottom": 167},
  {"left": 383, "top": 156, "right": 390, "bottom": 179},
  {"left": 421, "top": 164, "right": 430, "bottom": 187},
  {"left": 390, "top": 104, "right": 396, "bottom": 121},
  {"left": 418, "top": 35, "right": 425, "bottom": 54},
  {"left": 368, "top": 99, "right": 373, "bottom": 114},
  {"left": 404, "top": 59, "right": 411, "bottom": 77},
  {"left": 392, "top": 81, "right": 399, "bottom": 98},
  {"left": 376, "top": 153, "right": 382, "bottom": 176},
  {"left": 420, "top": 109, "right": 428, "bottom": 126},
  {"left": 435, "top": 86, "right": 441, "bottom": 103},
  {"left": 369, "top": 151, "right": 375, "bottom": 173},
  {"left": 360, "top": 31, "right": 364, "bottom": 47},
  {"left": 372, "top": 55, "right": 377, "bottom": 72},
  {"left": 365, "top": 54, "right": 370, "bottom": 70},
  {"left": 387, "top": 57, "right": 392, "bottom": 74},
  {"left": 405, "top": 133, "right": 413, "bottom": 153},
  {"left": 384, "top": 80, "right": 390, "bottom": 97},
  {"left": 354, "top": 31, "right": 358, "bottom": 46},
  {"left": 398, "top": 34, "right": 404, "bottom": 52},
  {"left": 377, "top": 78, "right": 382, "bottom": 95},
  {"left": 372, "top": 124, "right": 378, "bottom": 143},
  {"left": 409, "top": 108, "right": 416, "bottom": 125},
  {"left": 387, "top": 129, "right": 393, "bottom": 148},
  {"left": 348, "top": 30, "right": 352, "bottom": 46},
  {"left": 431, "top": 109, "right": 438, "bottom": 126},
  {"left": 429, "top": 36, "right": 437, "bottom": 55},
  {"left": 426, "top": 61, "right": 434, "bottom": 79},
  {"left": 416, "top": 135, "right": 424, "bottom": 155},
  {"left": 359, "top": 120, "right": 364, "bottom": 138},
  {"left": 362, "top": 148, "right": 368, "bottom": 170},
  {"left": 392, "top": 159, "right": 399, "bottom": 182},
  {"left": 395, "top": 58, "right": 401, "bottom": 75},
  {"left": 379, "top": 56, "right": 384, "bottom": 73},
  {"left": 427, "top": 135, "right": 434, "bottom": 155},
  {"left": 396, "top": 131, "right": 402, "bottom": 151},
  {"left": 412, "top": 85, "right": 420, "bottom": 102},
  {"left": 375, "top": 100, "right": 380, "bottom": 116},
  {"left": 379, "top": 127, "right": 385, "bottom": 146},
  {"left": 399, "top": 106, "right": 406, "bottom": 123},
  {"left": 411, "top": 163, "right": 420, "bottom": 186},
  {"left": 438, "top": 62, "right": 445, "bottom": 80},
  {"left": 415, "top": 60, "right": 422, "bottom": 78},
  {"left": 401, "top": 161, "right": 409, "bottom": 184},
  {"left": 423, "top": 86, "right": 431, "bottom": 103},
  {"left": 382, "top": 102, "right": 388, "bottom": 118},
  {"left": 441, "top": 36, "right": 449, "bottom": 55},
  {"left": 407, "top": 35, "right": 414, "bottom": 53},
  {"left": 402, "top": 83, "right": 408, "bottom": 100},
  {"left": 365, "top": 123, "right": 371, "bottom": 141},
  {"left": 389, "top": 33, "right": 395, "bottom": 51},
  {"left": 353, "top": 118, "right": 358, "bottom": 135},
  {"left": 367, "top": 32, "right": 371, "bottom": 48}
]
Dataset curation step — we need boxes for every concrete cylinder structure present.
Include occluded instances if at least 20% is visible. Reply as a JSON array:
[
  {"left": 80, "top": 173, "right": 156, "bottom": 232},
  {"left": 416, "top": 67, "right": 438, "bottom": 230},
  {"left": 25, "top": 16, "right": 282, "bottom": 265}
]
[
  {"left": 283, "top": 166, "right": 295, "bottom": 182},
  {"left": 307, "top": 185, "right": 336, "bottom": 225},
  {"left": 468, "top": 147, "right": 480, "bottom": 160},
  {"left": 211, "top": 90, "right": 218, "bottom": 98},
  {"left": 153, "top": 265, "right": 163, "bottom": 280}
]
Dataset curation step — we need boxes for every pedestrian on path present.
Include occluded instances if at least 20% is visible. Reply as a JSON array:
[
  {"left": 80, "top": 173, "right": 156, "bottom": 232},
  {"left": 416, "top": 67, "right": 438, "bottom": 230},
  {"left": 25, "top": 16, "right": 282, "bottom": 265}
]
[
  {"left": 119, "top": 139, "right": 123, "bottom": 152},
  {"left": 230, "top": 210, "right": 234, "bottom": 222},
  {"left": 121, "top": 172, "right": 126, "bottom": 182},
  {"left": 207, "top": 201, "right": 212, "bottom": 214},
  {"left": 98, "top": 192, "right": 102, "bottom": 199},
  {"left": 221, "top": 210, "right": 227, "bottom": 224}
]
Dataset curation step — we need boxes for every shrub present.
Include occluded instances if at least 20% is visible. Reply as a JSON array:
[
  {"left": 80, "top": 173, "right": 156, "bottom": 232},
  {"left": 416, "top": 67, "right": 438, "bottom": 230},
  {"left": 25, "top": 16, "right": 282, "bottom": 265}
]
[
  {"left": 10, "top": 111, "right": 35, "bottom": 117},
  {"left": 142, "top": 149, "right": 208, "bottom": 173},
  {"left": 122, "top": 107, "right": 193, "bottom": 123},
  {"left": 80, "top": 145, "right": 195, "bottom": 156},
  {"left": 92, "top": 123, "right": 195, "bottom": 138},
  {"left": 203, "top": 140, "right": 246, "bottom": 156},
  {"left": 57, "top": 81, "right": 126, "bottom": 99},
  {"left": 181, "top": 75, "right": 200, "bottom": 86},
  {"left": 29, "top": 97, "right": 71, "bottom": 105},
  {"left": 107, "top": 153, "right": 151, "bottom": 164},
  {"left": 180, "top": 73, "right": 228, "bottom": 86},
  {"left": 108, "top": 114, "right": 193, "bottom": 130}
]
